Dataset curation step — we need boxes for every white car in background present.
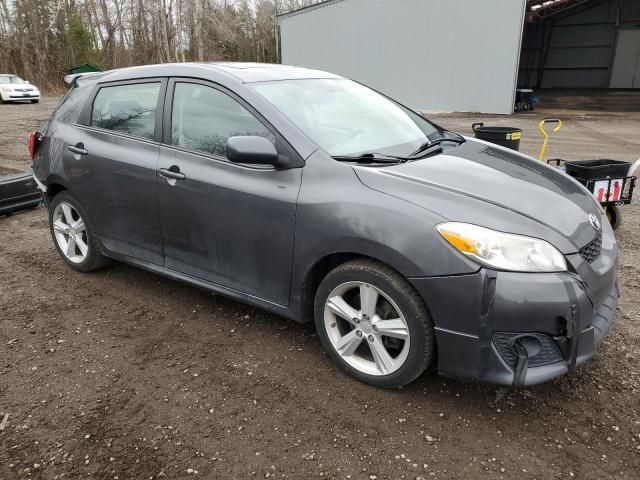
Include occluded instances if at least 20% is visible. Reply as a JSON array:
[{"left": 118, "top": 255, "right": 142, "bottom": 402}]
[{"left": 0, "top": 74, "right": 40, "bottom": 104}]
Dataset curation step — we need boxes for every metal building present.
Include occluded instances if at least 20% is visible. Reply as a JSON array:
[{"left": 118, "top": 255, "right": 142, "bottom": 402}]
[
  {"left": 279, "top": 0, "right": 640, "bottom": 114},
  {"left": 278, "top": 0, "right": 527, "bottom": 114}
]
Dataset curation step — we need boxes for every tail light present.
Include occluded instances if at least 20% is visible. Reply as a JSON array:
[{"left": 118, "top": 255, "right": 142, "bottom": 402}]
[{"left": 28, "top": 131, "right": 42, "bottom": 160}]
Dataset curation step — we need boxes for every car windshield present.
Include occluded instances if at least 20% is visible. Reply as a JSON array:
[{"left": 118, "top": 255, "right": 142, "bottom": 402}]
[
  {"left": 252, "top": 78, "right": 440, "bottom": 157},
  {"left": 0, "top": 75, "right": 26, "bottom": 85}
]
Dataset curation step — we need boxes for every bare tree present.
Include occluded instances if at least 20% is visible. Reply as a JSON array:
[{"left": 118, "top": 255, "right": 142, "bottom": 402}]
[{"left": 0, "top": 0, "right": 323, "bottom": 92}]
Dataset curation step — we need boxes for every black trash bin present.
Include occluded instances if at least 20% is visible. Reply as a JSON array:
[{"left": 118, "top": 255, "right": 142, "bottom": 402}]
[{"left": 472, "top": 123, "right": 523, "bottom": 151}]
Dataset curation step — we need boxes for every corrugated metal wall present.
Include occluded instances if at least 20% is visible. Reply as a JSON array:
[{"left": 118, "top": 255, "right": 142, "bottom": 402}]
[
  {"left": 279, "top": 0, "right": 526, "bottom": 114},
  {"left": 518, "top": 0, "right": 640, "bottom": 88}
]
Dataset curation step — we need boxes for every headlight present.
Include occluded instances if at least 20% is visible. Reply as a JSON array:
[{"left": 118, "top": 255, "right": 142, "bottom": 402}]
[{"left": 437, "top": 222, "right": 567, "bottom": 272}]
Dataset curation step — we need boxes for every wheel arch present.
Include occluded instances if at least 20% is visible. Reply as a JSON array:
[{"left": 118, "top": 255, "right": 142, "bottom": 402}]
[
  {"left": 43, "top": 175, "right": 71, "bottom": 204},
  {"left": 296, "top": 246, "right": 420, "bottom": 324}
]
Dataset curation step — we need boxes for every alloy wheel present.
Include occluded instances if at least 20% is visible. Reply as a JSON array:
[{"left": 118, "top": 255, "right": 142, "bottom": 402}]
[
  {"left": 52, "top": 202, "right": 89, "bottom": 264},
  {"left": 323, "top": 281, "right": 411, "bottom": 376}
]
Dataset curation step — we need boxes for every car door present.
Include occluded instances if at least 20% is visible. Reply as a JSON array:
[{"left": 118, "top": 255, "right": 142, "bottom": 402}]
[
  {"left": 69, "top": 79, "right": 166, "bottom": 265},
  {"left": 157, "top": 79, "right": 303, "bottom": 306}
]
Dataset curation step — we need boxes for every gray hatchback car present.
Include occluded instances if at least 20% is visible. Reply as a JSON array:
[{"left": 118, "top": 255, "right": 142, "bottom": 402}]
[{"left": 31, "top": 63, "right": 618, "bottom": 388}]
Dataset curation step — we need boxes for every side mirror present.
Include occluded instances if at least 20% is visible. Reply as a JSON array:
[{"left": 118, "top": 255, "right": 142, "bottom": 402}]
[{"left": 226, "top": 136, "right": 284, "bottom": 167}]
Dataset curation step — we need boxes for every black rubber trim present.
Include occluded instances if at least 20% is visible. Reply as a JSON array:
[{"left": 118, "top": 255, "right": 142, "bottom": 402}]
[
  {"left": 561, "top": 277, "right": 580, "bottom": 373},
  {"left": 478, "top": 270, "right": 498, "bottom": 380},
  {"left": 512, "top": 340, "right": 529, "bottom": 387}
]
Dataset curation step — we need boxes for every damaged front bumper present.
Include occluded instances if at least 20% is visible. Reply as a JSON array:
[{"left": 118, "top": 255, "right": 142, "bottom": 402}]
[{"left": 410, "top": 242, "right": 618, "bottom": 387}]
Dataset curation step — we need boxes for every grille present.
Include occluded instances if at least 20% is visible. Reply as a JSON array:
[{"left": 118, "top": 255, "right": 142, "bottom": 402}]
[
  {"left": 492, "top": 332, "right": 563, "bottom": 368},
  {"left": 579, "top": 233, "right": 602, "bottom": 264}
]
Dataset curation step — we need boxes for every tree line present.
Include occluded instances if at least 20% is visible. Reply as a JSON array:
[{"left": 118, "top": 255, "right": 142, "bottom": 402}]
[{"left": 0, "top": 0, "right": 322, "bottom": 91}]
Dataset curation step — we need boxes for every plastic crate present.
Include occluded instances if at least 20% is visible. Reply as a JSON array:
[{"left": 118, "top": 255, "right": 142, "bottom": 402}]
[
  {"left": 547, "top": 159, "right": 636, "bottom": 206},
  {"left": 564, "top": 159, "right": 630, "bottom": 181}
]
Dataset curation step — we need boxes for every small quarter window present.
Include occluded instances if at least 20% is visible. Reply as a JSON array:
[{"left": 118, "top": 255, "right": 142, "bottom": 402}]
[
  {"left": 171, "top": 82, "right": 274, "bottom": 158},
  {"left": 91, "top": 83, "right": 160, "bottom": 140}
]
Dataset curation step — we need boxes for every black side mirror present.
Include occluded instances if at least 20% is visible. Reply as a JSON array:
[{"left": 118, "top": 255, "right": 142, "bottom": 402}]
[{"left": 226, "top": 136, "right": 285, "bottom": 167}]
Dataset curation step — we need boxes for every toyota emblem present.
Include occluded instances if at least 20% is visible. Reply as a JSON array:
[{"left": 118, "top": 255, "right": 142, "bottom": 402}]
[{"left": 589, "top": 213, "right": 601, "bottom": 231}]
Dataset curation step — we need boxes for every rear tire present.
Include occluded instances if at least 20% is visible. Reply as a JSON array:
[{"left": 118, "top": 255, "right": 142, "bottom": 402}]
[
  {"left": 48, "top": 191, "right": 110, "bottom": 272},
  {"left": 314, "top": 259, "right": 435, "bottom": 388}
]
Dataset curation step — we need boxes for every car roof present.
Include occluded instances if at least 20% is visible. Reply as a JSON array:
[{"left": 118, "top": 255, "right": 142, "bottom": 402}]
[
  {"left": 202, "top": 62, "right": 342, "bottom": 82},
  {"left": 87, "top": 62, "right": 342, "bottom": 85}
]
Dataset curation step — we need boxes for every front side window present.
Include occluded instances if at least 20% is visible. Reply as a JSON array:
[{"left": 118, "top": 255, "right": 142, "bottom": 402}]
[
  {"left": 253, "top": 78, "right": 440, "bottom": 157},
  {"left": 171, "top": 82, "right": 274, "bottom": 158},
  {"left": 91, "top": 82, "right": 160, "bottom": 140}
]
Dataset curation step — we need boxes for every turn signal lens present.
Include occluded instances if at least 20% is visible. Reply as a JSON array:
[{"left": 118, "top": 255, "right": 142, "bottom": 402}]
[
  {"left": 439, "top": 230, "right": 478, "bottom": 254},
  {"left": 437, "top": 222, "right": 567, "bottom": 273}
]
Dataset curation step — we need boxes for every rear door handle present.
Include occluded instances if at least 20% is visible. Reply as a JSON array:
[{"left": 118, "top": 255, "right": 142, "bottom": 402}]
[
  {"left": 67, "top": 143, "right": 88, "bottom": 155},
  {"left": 159, "top": 167, "right": 186, "bottom": 181}
]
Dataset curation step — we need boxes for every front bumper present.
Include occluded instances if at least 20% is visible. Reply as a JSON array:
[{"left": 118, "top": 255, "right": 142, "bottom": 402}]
[
  {"left": 7, "top": 93, "right": 39, "bottom": 100},
  {"left": 410, "top": 247, "right": 618, "bottom": 387}
]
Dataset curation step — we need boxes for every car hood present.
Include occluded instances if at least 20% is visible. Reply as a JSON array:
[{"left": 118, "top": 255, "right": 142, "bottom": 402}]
[{"left": 354, "top": 139, "right": 602, "bottom": 253}]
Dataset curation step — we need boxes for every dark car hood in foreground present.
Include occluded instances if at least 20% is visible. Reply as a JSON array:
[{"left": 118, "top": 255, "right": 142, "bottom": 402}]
[{"left": 354, "top": 139, "right": 602, "bottom": 253}]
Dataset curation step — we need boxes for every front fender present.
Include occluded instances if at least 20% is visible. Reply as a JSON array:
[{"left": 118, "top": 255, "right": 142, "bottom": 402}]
[{"left": 288, "top": 151, "right": 481, "bottom": 322}]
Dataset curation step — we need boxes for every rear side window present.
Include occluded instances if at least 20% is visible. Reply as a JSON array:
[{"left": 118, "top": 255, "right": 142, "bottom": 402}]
[
  {"left": 170, "top": 82, "right": 274, "bottom": 158},
  {"left": 91, "top": 83, "right": 160, "bottom": 140},
  {"left": 47, "top": 86, "right": 79, "bottom": 131}
]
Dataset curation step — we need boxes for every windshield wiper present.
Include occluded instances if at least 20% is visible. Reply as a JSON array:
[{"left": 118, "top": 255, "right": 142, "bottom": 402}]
[
  {"left": 334, "top": 141, "right": 450, "bottom": 164},
  {"left": 410, "top": 134, "right": 466, "bottom": 158},
  {"left": 332, "top": 152, "right": 411, "bottom": 164}
]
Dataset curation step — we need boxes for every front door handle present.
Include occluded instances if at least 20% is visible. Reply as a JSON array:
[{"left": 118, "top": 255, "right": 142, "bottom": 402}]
[
  {"left": 67, "top": 143, "right": 88, "bottom": 155},
  {"left": 159, "top": 167, "right": 186, "bottom": 181}
]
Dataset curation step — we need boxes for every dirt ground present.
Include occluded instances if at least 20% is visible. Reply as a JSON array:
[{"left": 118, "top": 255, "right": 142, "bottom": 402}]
[{"left": 1, "top": 96, "right": 639, "bottom": 480}]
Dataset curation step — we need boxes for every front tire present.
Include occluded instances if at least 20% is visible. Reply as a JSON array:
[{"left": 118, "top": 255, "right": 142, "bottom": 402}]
[
  {"left": 48, "top": 191, "right": 110, "bottom": 272},
  {"left": 30, "top": 99, "right": 39, "bottom": 104},
  {"left": 314, "top": 259, "right": 435, "bottom": 388}
]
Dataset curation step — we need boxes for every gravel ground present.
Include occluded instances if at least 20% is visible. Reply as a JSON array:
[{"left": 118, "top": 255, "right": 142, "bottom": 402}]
[{"left": 1, "top": 96, "right": 639, "bottom": 480}]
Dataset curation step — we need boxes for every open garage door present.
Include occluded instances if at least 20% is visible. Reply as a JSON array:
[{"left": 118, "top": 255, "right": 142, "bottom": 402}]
[{"left": 519, "top": 0, "right": 640, "bottom": 89}]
